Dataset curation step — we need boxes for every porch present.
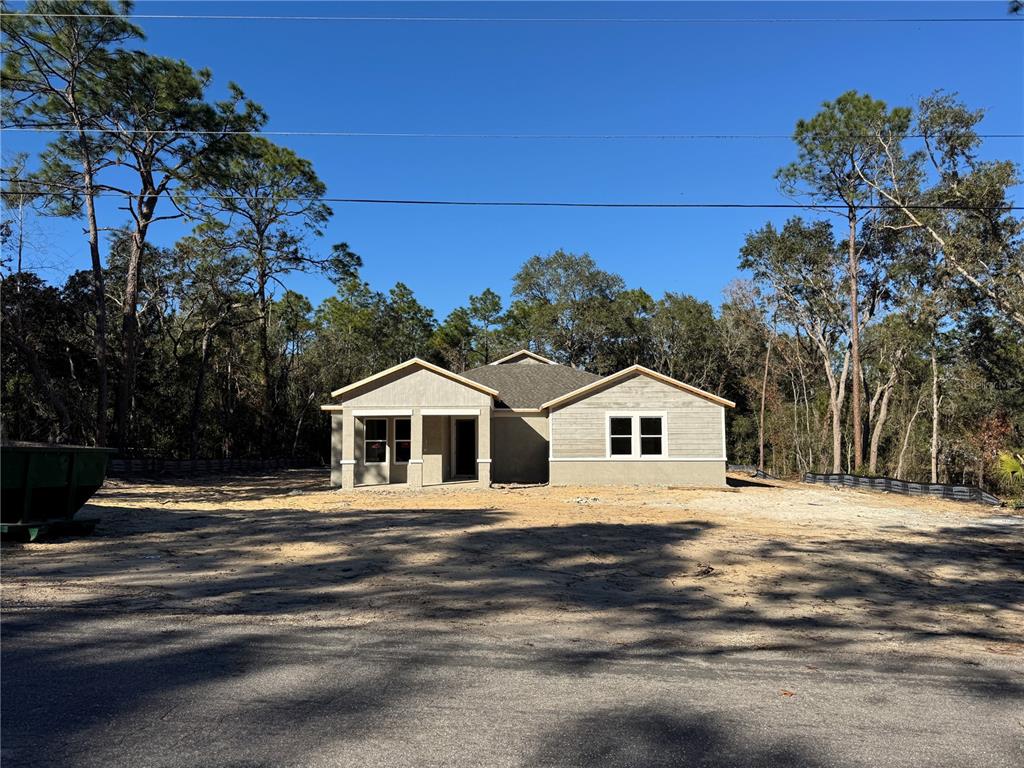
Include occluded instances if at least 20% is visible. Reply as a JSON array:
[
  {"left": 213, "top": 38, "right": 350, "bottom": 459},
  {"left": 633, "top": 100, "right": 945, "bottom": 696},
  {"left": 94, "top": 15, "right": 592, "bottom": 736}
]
[{"left": 326, "top": 407, "right": 492, "bottom": 489}]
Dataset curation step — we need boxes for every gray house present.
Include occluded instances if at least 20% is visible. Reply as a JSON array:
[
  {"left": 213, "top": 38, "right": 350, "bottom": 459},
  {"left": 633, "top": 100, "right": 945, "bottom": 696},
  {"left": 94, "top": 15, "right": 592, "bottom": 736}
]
[{"left": 321, "top": 349, "right": 734, "bottom": 488}]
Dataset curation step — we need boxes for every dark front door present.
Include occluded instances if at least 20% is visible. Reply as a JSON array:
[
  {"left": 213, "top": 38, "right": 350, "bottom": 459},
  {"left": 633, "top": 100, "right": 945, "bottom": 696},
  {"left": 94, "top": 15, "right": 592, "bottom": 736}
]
[{"left": 453, "top": 419, "right": 476, "bottom": 478}]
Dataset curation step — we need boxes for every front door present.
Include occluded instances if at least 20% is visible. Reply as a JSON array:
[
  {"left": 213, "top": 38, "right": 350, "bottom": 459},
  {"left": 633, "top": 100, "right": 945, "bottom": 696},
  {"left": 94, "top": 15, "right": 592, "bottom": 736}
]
[{"left": 453, "top": 418, "right": 476, "bottom": 478}]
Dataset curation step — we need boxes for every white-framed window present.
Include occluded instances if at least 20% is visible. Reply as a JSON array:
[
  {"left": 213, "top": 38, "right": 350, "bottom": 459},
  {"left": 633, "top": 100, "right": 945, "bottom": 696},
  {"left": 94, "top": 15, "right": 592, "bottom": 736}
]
[
  {"left": 363, "top": 418, "right": 388, "bottom": 464},
  {"left": 394, "top": 418, "right": 411, "bottom": 464},
  {"left": 606, "top": 413, "right": 666, "bottom": 458}
]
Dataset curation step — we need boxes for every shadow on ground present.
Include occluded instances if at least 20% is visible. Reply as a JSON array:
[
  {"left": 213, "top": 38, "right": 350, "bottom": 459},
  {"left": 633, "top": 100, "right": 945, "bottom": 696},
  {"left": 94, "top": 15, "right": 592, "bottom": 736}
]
[{"left": 3, "top": 471, "right": 1023, "bottom": 767}]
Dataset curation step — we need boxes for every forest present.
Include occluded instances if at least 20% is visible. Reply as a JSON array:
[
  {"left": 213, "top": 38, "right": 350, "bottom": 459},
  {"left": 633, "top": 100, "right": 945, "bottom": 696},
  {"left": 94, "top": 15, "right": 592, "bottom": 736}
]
[{"left": 2, "top": 2, "right": 1023, "bottom": 494}]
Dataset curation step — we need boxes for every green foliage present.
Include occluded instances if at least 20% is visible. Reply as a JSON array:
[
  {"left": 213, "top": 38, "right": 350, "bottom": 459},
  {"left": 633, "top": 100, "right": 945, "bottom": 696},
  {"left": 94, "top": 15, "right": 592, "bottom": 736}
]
[
  {"left": 2, "top": 5, "right": 1022, "bottom": 494},
  {"left": 995, "top": 451, "right": 1024, "bottom": 489}
]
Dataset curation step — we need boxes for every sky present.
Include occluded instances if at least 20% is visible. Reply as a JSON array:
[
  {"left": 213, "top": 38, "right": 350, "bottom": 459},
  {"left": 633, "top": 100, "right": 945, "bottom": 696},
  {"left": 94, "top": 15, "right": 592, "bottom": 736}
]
[{"left": 4, "top": 0, "right": 1023, "bottom": 319}]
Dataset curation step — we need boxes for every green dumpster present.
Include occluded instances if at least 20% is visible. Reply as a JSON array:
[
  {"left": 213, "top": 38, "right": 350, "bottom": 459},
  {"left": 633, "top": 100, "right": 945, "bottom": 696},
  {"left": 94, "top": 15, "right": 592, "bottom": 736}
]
[{"left": 1, "top": 442, "right": 116, "bottom": 541}]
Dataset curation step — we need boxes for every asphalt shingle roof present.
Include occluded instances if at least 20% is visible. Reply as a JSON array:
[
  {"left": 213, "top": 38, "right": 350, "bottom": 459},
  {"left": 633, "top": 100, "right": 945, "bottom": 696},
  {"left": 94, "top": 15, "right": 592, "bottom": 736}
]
[{"left": 461, "top": 362, "right": 602, "bottom": 409}]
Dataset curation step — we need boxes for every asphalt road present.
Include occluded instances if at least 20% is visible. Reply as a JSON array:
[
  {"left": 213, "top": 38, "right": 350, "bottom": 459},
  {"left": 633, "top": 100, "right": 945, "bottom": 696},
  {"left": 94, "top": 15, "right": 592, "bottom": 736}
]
[{"left": 2, "top": 615, "right": 1022, "bottom": 768}]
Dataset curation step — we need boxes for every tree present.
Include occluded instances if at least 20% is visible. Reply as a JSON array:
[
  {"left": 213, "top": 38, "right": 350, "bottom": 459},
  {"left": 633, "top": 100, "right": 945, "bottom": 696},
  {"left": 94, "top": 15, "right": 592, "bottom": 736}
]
[
  {"left": 188, "top": 136, "right": 357, "bottom": 453},
  {"left": 468, "top": 288, "right": 503, "bottom": 364},
  {"left": 853, "top": 91, "right": 1024, "bottom": 329},
  {"left": 777, "top": 91, "right": 911, "bottom": 471},
  {"left": 741, "top": 218, "right": 850, "bottom": 472},
  {"left": 649, "top": 293, "right": 722, "bottom": 388},
  {"left": 167, "top": 231, "right": 250, "bottom": 458},
  {"left": 2, "top": 0, "right": 142, "bottom": 445},
  {"left": 433, "top": 307, "right": 477, "bottom": 372},
  {"left": 510, "top": 250, "right": 625, "bottom": 368},
  {"left": 91, "top": 52, "right": 263, "bottom": 451}
]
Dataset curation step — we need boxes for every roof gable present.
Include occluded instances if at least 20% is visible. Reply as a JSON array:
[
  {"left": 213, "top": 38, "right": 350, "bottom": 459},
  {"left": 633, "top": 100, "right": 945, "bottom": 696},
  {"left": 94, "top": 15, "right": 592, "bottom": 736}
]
[
  {"left": 540, "top": 365, "right": 736, "bottom": 410},
  {"left": 489, "top": 349, "right": 558, "bottom": 366},
  {"left": 329, "top": 358, "right": 499, "bottom": 400}
]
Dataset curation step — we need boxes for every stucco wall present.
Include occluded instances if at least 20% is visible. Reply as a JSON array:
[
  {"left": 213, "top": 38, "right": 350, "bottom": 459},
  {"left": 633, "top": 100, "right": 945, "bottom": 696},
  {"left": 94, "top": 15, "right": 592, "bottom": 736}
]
[
  {"left": 330, "top": 414, "right": 344, "bottom": 486},
  {"left": 549, "top": 460, "right": 726, "bottom": 487},
  {"left": 549, "top": 373, "right": 724, "bottom": 459},
  {"left": 422, "top": 414, "right": 449, "bottom": 486},
  {"left": 491, "top": 414, "right": 549, "bottom": 484}
]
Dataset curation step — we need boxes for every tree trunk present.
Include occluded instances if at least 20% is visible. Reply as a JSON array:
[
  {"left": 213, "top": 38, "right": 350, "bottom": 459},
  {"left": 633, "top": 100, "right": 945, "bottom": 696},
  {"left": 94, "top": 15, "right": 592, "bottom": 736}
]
[
  {"left": 758, "top": 333, "right": 774, "bottom": 473},
  {"left": 847, "top": 212, "right": 864, "bottom": 471},
  {"left": 930, "top": 346, "right": 940, "bottom": 483},
  {"left": 189, "top": 327, "right": 212, "bottom": 460},
  {"left": 257, "top": 262, "right": 274, "bottom": 457},
  {"left": 822, "top": 346, "right": 850, "bottom": 474},
  {"left": 896, "top": 392, "right": 925, "bottom": 480},
  {"left": 115, "top": 206, "right": 153, "bottom": 454},
  {"left": 868, "top": 375, "right": 895, "bottom": 475},
  {"left": 79, "top": 147, "right": 109, "bottom": 448}
]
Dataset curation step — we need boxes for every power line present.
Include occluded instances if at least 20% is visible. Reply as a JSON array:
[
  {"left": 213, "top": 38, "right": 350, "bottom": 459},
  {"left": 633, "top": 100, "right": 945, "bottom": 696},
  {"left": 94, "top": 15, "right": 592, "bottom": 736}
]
[
  {"left": 3, "top": 127, "right": 1021, "bottom": 140},
  {"left": 2, "top": 180, "right": 1019, "bottom": 211},
  {"left": 2, "top": 12, "right": 1019, "bottom": 24}
]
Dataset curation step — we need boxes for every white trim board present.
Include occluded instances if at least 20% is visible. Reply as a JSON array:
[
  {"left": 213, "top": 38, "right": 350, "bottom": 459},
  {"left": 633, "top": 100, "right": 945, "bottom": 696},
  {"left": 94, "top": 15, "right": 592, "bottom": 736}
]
[
  {"left": 422, "top": 408, "right": 481, "bottom": 416},
  {"left": 352, "top": 408, "right": 413, "bottom": 417}
]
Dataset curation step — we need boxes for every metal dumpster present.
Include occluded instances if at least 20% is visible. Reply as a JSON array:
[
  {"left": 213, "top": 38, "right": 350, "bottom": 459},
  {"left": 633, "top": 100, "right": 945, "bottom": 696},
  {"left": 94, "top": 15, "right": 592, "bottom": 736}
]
[{"left": 1, "top": 443, "right": 116, "bottom": 541}]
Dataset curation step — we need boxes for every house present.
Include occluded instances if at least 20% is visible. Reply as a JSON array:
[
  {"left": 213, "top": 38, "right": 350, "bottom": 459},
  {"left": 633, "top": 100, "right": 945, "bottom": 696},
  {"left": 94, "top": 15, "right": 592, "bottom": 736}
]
[{"left": 320, "top": 349, "right": 735, "bottom": 488}]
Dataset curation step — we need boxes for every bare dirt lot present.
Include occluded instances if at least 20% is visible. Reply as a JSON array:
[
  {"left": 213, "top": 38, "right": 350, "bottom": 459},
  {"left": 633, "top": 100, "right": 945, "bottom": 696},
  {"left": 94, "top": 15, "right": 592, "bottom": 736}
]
[{"left": 3, "top": 471, "right": 1021, "bottom": 662}]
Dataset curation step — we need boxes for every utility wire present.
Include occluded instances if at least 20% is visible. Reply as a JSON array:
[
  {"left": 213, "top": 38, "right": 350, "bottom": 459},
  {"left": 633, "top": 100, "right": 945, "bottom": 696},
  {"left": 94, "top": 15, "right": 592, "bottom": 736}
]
[
  {"left": 3, "top": 127, "right": 1021, "bottom": 140},
  {"left": 2, "top": 180, "right": 1019, "bottom": 211},
  {"left": 2, "top": 12, "right": 1019, "bottom": 23}
]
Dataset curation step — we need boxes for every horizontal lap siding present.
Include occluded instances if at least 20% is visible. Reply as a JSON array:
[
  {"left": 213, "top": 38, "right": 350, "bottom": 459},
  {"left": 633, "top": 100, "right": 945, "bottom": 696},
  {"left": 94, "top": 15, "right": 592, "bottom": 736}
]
[
  {"left": 551, "top": 374, "right": 723, "bottom": 459},
  {"left": 345, "top": 368, "right": 491, "bottom": 407}
]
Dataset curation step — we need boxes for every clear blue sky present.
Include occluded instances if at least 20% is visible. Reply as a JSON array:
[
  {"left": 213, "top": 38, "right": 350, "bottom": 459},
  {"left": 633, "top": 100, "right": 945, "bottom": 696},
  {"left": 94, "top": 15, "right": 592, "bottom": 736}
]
[{"left": 6, "top": 1, "right": 1023, "bottom": 319}]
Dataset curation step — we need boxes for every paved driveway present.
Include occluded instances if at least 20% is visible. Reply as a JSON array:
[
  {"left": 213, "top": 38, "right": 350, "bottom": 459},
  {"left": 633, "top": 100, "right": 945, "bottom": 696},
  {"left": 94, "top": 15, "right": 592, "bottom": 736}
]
[{"left": 2, "top": 617, "right": 1022, "bottom": 768}]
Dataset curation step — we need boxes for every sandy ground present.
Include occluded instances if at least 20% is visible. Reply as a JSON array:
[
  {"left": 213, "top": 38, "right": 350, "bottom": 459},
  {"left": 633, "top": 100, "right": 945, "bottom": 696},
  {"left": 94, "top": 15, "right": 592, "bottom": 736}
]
[{"left": 2, "top": 471, "right": 1021, "bottom": 662}]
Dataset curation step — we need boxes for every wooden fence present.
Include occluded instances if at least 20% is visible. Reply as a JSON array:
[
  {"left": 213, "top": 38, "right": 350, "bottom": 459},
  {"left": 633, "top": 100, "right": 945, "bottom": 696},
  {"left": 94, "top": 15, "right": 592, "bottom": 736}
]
[
  {"left": 109, "top": 456, "right": 318, "bottom": 478},
  {"left": 802, "top": 473, "right": 1002, "bottom": 506}
]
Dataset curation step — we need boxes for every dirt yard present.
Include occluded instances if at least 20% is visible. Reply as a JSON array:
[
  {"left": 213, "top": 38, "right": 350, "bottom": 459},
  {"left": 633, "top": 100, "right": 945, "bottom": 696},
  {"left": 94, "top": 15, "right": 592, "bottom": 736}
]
[{"left": 3, "top": 471, "right": 1021, "bottom": 662}]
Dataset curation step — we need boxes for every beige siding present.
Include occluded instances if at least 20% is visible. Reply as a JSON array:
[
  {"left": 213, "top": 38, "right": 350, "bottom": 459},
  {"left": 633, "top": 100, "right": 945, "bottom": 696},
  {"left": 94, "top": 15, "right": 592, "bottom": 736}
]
[
  {"left": 550, "top": 373, "right": 724, "bottom": 459},
  {"left": 344, "top": 367, "right": 491, "bottom": 407},
  {"left": 492, "top": 414, "right": 549, "bottom": 484},
  {"left": 550, "top": 460, "right": 725, "bottom": 487}
]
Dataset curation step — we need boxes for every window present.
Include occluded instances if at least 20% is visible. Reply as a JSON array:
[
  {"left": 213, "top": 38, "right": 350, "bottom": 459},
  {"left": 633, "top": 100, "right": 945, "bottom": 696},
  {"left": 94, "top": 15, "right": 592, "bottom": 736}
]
[
  {"left": 364, "top": 418, "right": 387, "bottom": 464},
  {"left": 640, "top": 417, "right": 663, "bottom": 457},
  {"left": 609, "top": 417, "right": 633, "bottom": 456},
  {"left": 607, "top": 414, "right": 665, "bottom": 458},
  {"left": 394, "top": 418, "right": 411, "bottom": 464}
]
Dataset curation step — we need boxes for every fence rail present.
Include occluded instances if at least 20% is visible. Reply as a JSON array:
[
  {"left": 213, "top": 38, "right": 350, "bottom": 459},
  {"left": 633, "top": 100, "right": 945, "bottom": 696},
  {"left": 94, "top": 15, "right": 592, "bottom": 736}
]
[
  {"left": 802, "top": 473, "right": 1002, "bottom": 506},
  {"left": 109, "top": 456, "right": 317, "bottom": 478}
]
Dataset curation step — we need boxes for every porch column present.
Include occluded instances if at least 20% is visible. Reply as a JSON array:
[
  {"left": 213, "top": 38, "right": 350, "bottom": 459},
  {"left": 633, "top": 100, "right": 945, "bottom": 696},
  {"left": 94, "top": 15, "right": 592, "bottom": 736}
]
[
  {"left": 341, "top": 410, "right": 355, "bottom": 489},
  {"left": 477, "top": 405, "right": 492, "bottom": 487},
  {"left": 408, "top": 407, "right": 424, "bottom": 487},
  {"left": 330, "top": 413, "right": 344, "bottom": 487}
]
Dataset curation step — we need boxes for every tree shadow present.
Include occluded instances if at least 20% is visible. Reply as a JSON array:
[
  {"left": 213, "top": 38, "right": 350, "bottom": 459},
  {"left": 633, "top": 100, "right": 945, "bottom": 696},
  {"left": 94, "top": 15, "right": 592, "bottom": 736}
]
[
  {"left": 528, "top": 706, "right": 828, "bottom": 768},
  {"left": 0, "top": 622, "right": 443, "bottom": 768},
  {"left": 4, "top": 476, "right": 1023, "bottom": 765}
]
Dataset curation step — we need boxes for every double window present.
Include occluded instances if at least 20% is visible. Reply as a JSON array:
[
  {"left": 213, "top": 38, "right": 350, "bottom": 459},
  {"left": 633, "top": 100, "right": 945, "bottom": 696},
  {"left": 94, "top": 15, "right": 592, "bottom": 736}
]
[
  {"left": 364, "top": 419, "right": 388, "bottom": 464},
  {"left": 607, "top": 414, "right": 665, "bottom": 458},
  {"left": 363, "top": 417, "right": 412, "bottom": 464}
]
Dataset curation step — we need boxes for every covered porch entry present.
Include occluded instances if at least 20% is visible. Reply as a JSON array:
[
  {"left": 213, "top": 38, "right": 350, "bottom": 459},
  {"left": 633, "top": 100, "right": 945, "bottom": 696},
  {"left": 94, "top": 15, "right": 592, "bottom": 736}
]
[{"left": 328, "top": 407, "right": 491, "bottom": 489}]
